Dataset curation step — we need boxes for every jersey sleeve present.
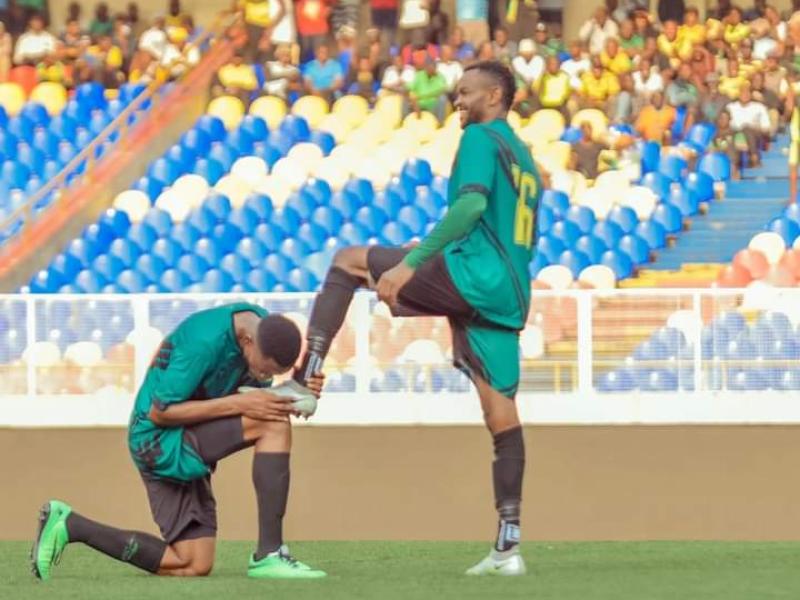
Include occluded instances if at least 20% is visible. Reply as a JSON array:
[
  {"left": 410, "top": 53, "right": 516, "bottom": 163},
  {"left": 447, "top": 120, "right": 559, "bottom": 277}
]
[
  {"left": 150, "top": 340, "right": 214, "bottom": 411},
  {"left": 455, "top": 125, "right": 497, "bottom": 198}
]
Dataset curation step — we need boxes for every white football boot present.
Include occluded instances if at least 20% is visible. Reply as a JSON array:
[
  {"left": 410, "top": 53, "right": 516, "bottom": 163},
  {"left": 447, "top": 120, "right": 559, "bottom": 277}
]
[{"left": 465, "top": 547, "right": 527, "bottom": 576}]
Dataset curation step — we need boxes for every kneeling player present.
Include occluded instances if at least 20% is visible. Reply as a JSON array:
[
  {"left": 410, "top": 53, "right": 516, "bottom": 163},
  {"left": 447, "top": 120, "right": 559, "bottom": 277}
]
[
  {"left": 294, "top": 61, "right": 541, "bottom": 575},
  {"left": 32, "top": 302, "right": 326, "bottom": 580}
]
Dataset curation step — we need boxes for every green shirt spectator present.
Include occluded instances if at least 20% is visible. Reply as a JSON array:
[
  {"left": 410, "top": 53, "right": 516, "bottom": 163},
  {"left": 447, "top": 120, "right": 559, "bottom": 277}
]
[{"left": 409, "top": 60, "right": 448, "bottom": 115}]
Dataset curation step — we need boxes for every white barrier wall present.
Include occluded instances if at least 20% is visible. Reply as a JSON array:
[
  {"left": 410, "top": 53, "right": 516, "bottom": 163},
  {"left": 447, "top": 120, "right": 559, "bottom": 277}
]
[{"left": 3, "top": 287, "right": 800, "bottom": 426}]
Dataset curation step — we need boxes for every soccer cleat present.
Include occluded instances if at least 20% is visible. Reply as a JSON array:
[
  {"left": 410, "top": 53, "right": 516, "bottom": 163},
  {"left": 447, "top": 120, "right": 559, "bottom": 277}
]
[
  {"left": 247, "top": 545, "right": 327, "bottom": 579},
  {"left": 465, "top": 547, "right": 527, "bottom": 576},
  {"left": 239, "top": 381, "right": 319, "bottom": 418},
  {"left": 31, "top": 500, "right": 72, "bottom": 581}
]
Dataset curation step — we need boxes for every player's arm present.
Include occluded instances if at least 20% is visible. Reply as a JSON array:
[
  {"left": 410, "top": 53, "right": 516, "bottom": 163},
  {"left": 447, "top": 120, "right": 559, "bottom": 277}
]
[{"left": 150, "top": 391, "right": 295, "bottom": 426}]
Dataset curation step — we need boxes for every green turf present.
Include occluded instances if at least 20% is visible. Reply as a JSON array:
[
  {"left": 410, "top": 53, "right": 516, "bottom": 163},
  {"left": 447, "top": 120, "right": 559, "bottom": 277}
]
[{"left": 2, "top": 540, "right": 800, "bottom": 599}]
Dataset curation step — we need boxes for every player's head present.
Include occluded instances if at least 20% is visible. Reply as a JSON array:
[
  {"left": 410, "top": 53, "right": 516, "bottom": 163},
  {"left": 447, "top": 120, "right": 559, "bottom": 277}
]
[
  {"left": 455, "top": 61, "right": 516, "bottom": 128},
  {"left": 242, "top": 314, "right": 302, "bottom": 380}
]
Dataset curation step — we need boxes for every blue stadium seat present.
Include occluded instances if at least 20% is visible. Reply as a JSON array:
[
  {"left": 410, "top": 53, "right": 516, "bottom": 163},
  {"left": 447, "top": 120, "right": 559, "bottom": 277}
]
[
  {"left": 29, "top": 268, "right": 64, "bottom": 293},
  {"left": 50, "top": 253, "right": 82, "bottom": 281},
  {"left": 177, "top": 254, "right": 210, "bottom": 282},
  {"left": 639, "top": 369, "right": 679, "bottom": 392},
  {"left": 329, "top": 190, "right": 360, "bottom": 219},
  {"left": 302, "top": 178, "right": 332, "bottom": 205},
  {"left": 355, "top": 206, "right": 389, "bottom": 234},
  {"left": 600, "top": 249, "right": 634, "bottom": 279},
  {"left": 148, "top": 157, "right": 181, "bottom": 186},
  {"left": 212, "top": 222, "right": 244, "bottom": 252},
  {"left": 565, "top": 205, "right": 596, "bottom": 234},
  {"left": 560, "top": 126, "right": 581, "bottom": 143},
  {"left": 91, "top": 254, "right": 125, "bottom": 281},
  {"left": 618, "top": 234, "right": 650, "bottom": 265},
  {"left": 226, "top": 128, "right": 255, "bottom": 154},
  {"left": 227, "top": 206, "right": 258, "bottom": 235},
  {"left": 287, "top": 268, "right": 319, "bottom": 291},
  {"left": 135, "top": 254, "right": 167, "bottom": 282},
  {"left": 549, "top": 220, "right": 581, "bottom": 246},
  {"left": 181, "top": 128, "right": 213, "bottom": 155},
  {"left": 132, "top": 175, "right": 163, "bottom": 199},
  {"left": 32, "top": 128, "right": 59, "bottom": 156},
  {"left": 66, "top": 238, "right": 99, "bottom": 266},
  {"left": 244, "top": 193, "right": 274, "bottom": 221},
  {"left": 541, "top": 189, "right": 570, "bottom": 218},
  {"left": 279, "top": 238, "right": 311, "bottom": 265},
  {"left": 0, "top": 130, "right": 17, "bottom": 156},
  {"left": 264, "top": 253, "right": 293, "bottom": 281},
  {"left": 220, "top": 253, "right": 250, "bottom": 282},
  {"left": 200, "top": 269, "right": 234, "bottom": 292},
  {"left": 194, "top": 237, "right": 223, "bottom": 266},
  {"left": 309, "top": 130, "right": 335, "bottom": 155},
  {"left": 236, "top": 237, "right": 269, "bottom": 266},
  {"left": 640, "top": 171, "right": 671, "bottom": 200},
  {"left": 766, "top": 217, "right": 799, "bottom": 246},
  {"left": 651, "top": 203, "right": 682, "bottom": 234},
  {"left": 127, "top": 223, "right": 159, "bottom": 251},
  {"left": 196, "top": 114, "right": 227, "bottom": 142},
  {"left": 537, "top": 235, "right": 566, "bottom": 263},
  {"left": 273, "top": 207, "right": 302, "bottom": 236},
  {"left": 75, "top": 82, "right": 106, "bottom": 110},
  {"left": 245, "top": 269, "right": 277, "bottom": 292},
  {"left": 722, "top": 336, "right": 757, "bottom": 360},
  {"left": 666, "top": 187, "right": 700, "bottom": 217},
  {"left": 306, "top": 251, "right": 332, "bottom": 281},
  {"left": 607, "top": 205, "right": 639, "bottom": 233},
  {"left": 267, "top": 132, "right": 293, "bottom": 157},
  {"left": 727, "top": 368, "right": 768, "bottom": 391},
  {"left": 381, "top": 222, "right": 413, "bottom": 245},
  {"left": 142, "top": 209, "right": 173, "bottom": 236},
  {"left": 634, "top": 339, "right": 669, "bottom": 360},
  {"left": 297, "top": 222, "right": 328, "bottom": 251},
  {"left": 635, "top": 220, "right": 667, "bottom": 250},
  {"left": 574, "top": 234, "right": 607, "bottom": 263},
  {"left": 286, "top": 190, "right": 317, "bottom": 220},
  {"left": 338, "top": 222, "right": 370, "bottom": 246},
  {"left": 208, "top": 142, "right": 238, "bottom": 171},
  {"left": 279, "top": 115, "right": 310, "bottom": 142},
  {"left": 685, "top": 122, "right": 715, "bottom": 152},
  {"left": 171, "top": 223, "right": 201, "bottom": 253},
  {"left": 639, "top": 140, "right": 660, "bottom": 174},
  {"left": 16, "top": 144, "right": 46, "bottom": 177},
  {"left": 558, "top": 249, "right": 591, "bottom": 277},
  {"left": 2, "top": 161, "right": 30, "bottom": 189},
  {"left": 187, "top": 206, "right": 219, "bottom": 236},
  {"left": 253, "top": 222, "right": 284, "bottom": 251},
  {"left": 401, "top": 158, "right": 433, "bottom": 187},
  {"left": 537, "top": 205, "right": 555, "bottom": 234},
  {"left": 652, "top": 327, "right": 687, "bottom": 356},
  {"left": 151, "top": 238, "right": 182, "bottom": 267},
  {"left": 597, "top": 369, "right": 636, "bottom": 392},
  {"left": 658, "top": 154, "right": 688, "bottom": 182},
  {"left": 98, "top": 209, "right": 132, "bottom": 237},
  {"left": 192, "top": 158, "right": 225, "bottom": 185},
  {"left": 592, "top": 220, "right": 624, "bottom": 247},
  {"left": 252, "top": 141, "right": 282, "bottom": 168},
  {"left": 41, "top": 160, "right": 61, "bottom": 181},
  {"left": 396, "top": 205, "right": 427, "bottom": 236},
  {"left": 239, "top": 114, "right": 269, "bottom": 141},
  {"left": 373, "top": 189, "right": 404, "bottom": 217},
  {"left": 75, "top": 269, "right": 108, "bottom": 292},
  {"left": 698, "top": 152, "right": 731, "bottom": 182},
  {"left": 165, "top": 143, "right": 196, "bottom": 170},
  {"left": 685, "top": 171, "right": 714, "bottom": 203},
  {"left": 108, "top": 238, "right": 141, "bottom": 267},
  {"left": 344, "top": 178, "right": 375, "bottom": 206},
  {"left": 203, "top": 192, "right": 231, "bottom": 222},
  {"left": 7, "top": 116, "right": 34, "bottom": 142},
  {"left": 88, "top": 110, "right": 111, "bottom": 136},
  {"left": 775, "top": 369, "right": 800, "bottom": 391}
]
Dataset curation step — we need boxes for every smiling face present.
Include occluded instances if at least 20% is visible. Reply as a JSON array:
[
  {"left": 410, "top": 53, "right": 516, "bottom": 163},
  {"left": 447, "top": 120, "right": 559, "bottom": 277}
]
[{"left": 453, "top": 68, "right": 504, "bottom": 128}]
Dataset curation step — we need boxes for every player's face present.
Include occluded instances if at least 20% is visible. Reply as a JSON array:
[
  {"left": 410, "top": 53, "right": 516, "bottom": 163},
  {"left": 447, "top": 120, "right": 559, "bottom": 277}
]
[
  {"left": 454, "top": 70, "right": 499, "bottom": 128},
  {"left": 243, "top": 340, "right": 292, "bottom": 382}
]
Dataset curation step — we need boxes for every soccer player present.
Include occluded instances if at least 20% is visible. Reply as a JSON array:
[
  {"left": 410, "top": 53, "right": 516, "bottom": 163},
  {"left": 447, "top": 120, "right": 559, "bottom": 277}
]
[
  {"left": 295, "top": 60, "right": 541, "bottom": 576},
  {"left": 31, "top": 302, "right": 326, "bottom": 580}
]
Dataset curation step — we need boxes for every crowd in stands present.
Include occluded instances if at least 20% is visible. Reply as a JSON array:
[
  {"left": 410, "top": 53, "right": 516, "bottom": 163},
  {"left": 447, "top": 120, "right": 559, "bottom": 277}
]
[
  {"left": 0, "top": 0, "right": 200, "bottom": 90},
  {"left": 206, "top": 1, "right": 800, "bottom": 184}
]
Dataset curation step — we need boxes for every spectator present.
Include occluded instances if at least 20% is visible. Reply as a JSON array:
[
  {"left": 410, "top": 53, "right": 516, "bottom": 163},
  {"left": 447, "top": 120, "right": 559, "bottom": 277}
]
[
  {"left": 724, "top": 7, "right": 751, "bottom": 48},
  {"left": 15, "top": 0, "right": 46, "bottom": 27},
  {"left": 700, "top": 75, "right": 730, "bottom": 123},
  {"left": 407, "top": 56, "right": 447, "bottom": 121},
  {"left": 708, "top": 0, "right": 733, "bottom": 20},
  {"left": 635, "top": 91, "right": 677, "bottom": 143},
  {"left": 0, "top": 22, "right": 10, "bottom": 81},
  {"left": 138, "top": 16, "right": 167, "bottom": 62},
  {"left": 349, "top": 54, "right": 377, "bottom": 101},
  {"left": 765, "top": 5, "right": 787, "bottom": 43},
  {"left": 59, "top": 18, "right": 89, "bottom": 66},
  {"left": 449, "top": 25, "right": 475, "bottom": 62},
  {"left": 614, "top": 72, "right": 635, "bottom": 124},
  {"left": 579, "top": 6, "right": 619, "bottom": 56},
  {"left": 263, "top": 42, "right": 301, "bottom": 100},
  {"left": 85, "top": 34, "right": 125, "bottom": 88},
  {"left": 455, "top": 0, "right": 489, "bottom": 47},
  {"left": 436, "top": 43, "right": 464, "bottom": 94},
  {"left": 533, "top": 23, "right": 550, "bottom": 56},
  {"left": 36, "top": 53, "right": 70, "bottom": 87},
  {"left": 490, "top": 26, "right": 517, "bottom": 65},
  {"left": 427, "top": 0, "right": 449, "bottom": 45},
  {"left": 679, "top": 7, "right": 706, "bottom": 48},
  {"left": 641, "top": 35, "right": 671, "bottom": 73},
  {"left": 401, "top": 30, "right": 440, "bottom": 67},
  {"left": 295, "top": 0, "right": 330, "bottom": 62},
  {"left": 561, "top": 40, "right": 590, "bottom": 91},
  {"left": 475, "top": 40, "right": 494, "bottom": 61},
  {"left": 689, "top": 45, "right": 714, "bottom": 92},
  {"left": 65, "top": 1, "right": 82, "bottom": 29},
  {"left": 159, "top": 28, "right": 199, "bottom": 80},
  {"left": 751, "top": 18, "right": 778, "bottom": 61},
  {"left": 719, "top": 59, "right": 747, "bottom": 99},
  {"left": 214, "top": 51, "right": 258, "bottom": 103},
  {"left": 763, "top": 54, "right": 786, "bottom": 101},
  {"left": 166, "top": 0, "right": 189, "bottom": 29},
  {"left": 633, "top": 7, "right": 656, "bottom": 39},
  {"left": 666, "top": 62, "right": 700, "bottom": 110},
  {"left": 511, "top": 38, "right": 544, "bottom": 88},
  {"left": 533, "top": 55, "right": 571, "bottom": 119},
  {"left": 658, "top": 0, "right": 685, "bottom": 24},
  {"left": 570, "top": 122, "right": 631, "bottom": 180},
  {"left": 600, "top": 38, "right": 632, "bottom": 75},
  {"left": 269, "top": 0, "right": 296, "bottom": 49},
  {"left": 331, "top": 0, "right": 360, "bottom": 34},
  {"left": 744, "top": 0, "right": 767, "bottom": 21},
  {"left": 89, "top": 3, "right": 114, "bottom": 40},
  {"left": 364, "top": 27, "right": 389, "bottom": 78},
  {"left": 727, "top": 84, "right": 770, "bottom": 167},
  {"left": 751, "top": 71, "right": 781, "bottom": 135},
  {"left": 737, "top": 40, "right": 759, "bottom": 79},
  {"left": 370, "top": 0, "right": 399, "bottom": 46},
  {"left": 633, "top": 58, "right": 664, "bottom": 99},
  {"left": 398, "top": 0, "right": 430, "bottom": 47},
  {"left": 608, "top": 0, "right": 640, "bottom": 23},
  {"left": 710, "top": 109, "right": 741, "bottom": 179},
  {"left": 113, "top": 13, "right": 134, "bottom": 67},
  {"left": 580, "top": 58, "right": 619, "bottom": 110},
  {"left": 657, "top": 20, "right": 690, "bottom": 69},
  {"left": 13, "top": 14, "right": 57, "bottom": 66},
  {"left": 619, "top": 19, "right": 644, "bottom": 57},
  {"left": 380, "top": 51, "right": 415, "bottom": 96},
  {"left": 335, "top": 24, "right": 358, "bottom": 76},
  {"left": 241, "top": 0, "right": 286, "bottom": 63},
  {"left": 127, "top": 2, "right": 145, "bottom": 41},
  {"left": 304, "top": 43, "right": 344, "bottom": 103}
]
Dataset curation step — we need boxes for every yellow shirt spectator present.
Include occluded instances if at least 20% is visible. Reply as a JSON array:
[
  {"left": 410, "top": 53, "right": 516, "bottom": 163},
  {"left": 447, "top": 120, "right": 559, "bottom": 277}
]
[
  {"left": 600, "top": 50, "right": 632, "bottom": 75},
  {"left": 535, "top": 71, "right": 572, "bottom": 108},
  {"left": 241, "top": 0, "right": 272, "bottom": 28},
  {"left": 88, "top": 43, "right": 123, "bottom": 69},
  {"left": 679, "top": 23, "right": 706, "bottom": 46},
  {"left": 580, "top": 70, "right": 620, "bottom": 102},
  {"left": 724, "top": 23, "right": 751, "bottom": 46},
  {"left": 218, "top": 63, "right": 258, "bottom": 91},
  {"left": 718, "top": 74, "right": 747, "bottom": 99},
  {"left": 738, "top": 59, "right": 761, "bottom": 79}
]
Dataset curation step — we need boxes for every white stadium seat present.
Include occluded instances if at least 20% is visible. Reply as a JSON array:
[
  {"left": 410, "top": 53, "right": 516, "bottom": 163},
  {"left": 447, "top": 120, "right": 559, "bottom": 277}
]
[{"left": 748, "top": 232, "right": 786, "bottom": 265}]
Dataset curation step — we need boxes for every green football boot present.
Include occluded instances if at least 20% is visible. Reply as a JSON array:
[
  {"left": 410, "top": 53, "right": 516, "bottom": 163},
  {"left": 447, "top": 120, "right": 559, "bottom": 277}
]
[
  {"left": 247, "top": 545, "right": 327, "bottom": 579},
  {"left": 31, "top": 500, "right": 72, "bottom": 581}
]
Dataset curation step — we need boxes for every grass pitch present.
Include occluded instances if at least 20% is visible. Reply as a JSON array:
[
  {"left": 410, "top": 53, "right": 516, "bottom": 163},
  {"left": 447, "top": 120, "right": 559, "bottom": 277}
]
[{"left": 1, "top": 540, "right": 799, "bottom": 599}]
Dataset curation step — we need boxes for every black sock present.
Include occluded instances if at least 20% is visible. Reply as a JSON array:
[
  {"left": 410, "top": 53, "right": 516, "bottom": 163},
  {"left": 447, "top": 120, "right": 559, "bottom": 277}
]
[
  {"left": 295, "top": 266, "right": 363, "bottom": 384},
  {"left": 492, "top": 426, "right": 525, "bottom": 552},
  {"left": 253, "top": 452, "right": 290, "bottom": 560},
  {"left": 65, "top": 512, "right": 166, "bottom": 573}
]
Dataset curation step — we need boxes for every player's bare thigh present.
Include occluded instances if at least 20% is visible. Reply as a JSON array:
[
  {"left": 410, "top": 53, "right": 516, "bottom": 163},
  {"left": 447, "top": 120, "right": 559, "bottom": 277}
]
[
  {"left": 331, "top": 246, "right": 373, "bottom": 284},
  {"left": 158, "top": 536, "right": 216, "bottom": 576},
  {"left": 241, "top": 417, "right": 292, "bottom": 453},
  {"left": 474, "top": 376, "right": 521, "bottom": 435}
]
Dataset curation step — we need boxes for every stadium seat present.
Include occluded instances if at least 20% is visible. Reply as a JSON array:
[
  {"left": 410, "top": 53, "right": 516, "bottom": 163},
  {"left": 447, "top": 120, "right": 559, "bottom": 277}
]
[
  {"left": 658, "top": 154, "right": 688, "bottom": 182},
  {"left": 574, "top": 235, "right": 607, "bottom": 262},
  {"left": 113, "top": 190, "right": 151, "bottom": 223},
  {"left": 635, "top": 220, "right": 667, "bottom": 250},
  {"left": 207, "top": 95, "right": 245, "bottom": 131},
  {"left": 666, "top": 187, "right": 700, "bottom": 217},
  {"left": 578, "top": 264, "right": 616, "bottom": 289},
  {"left": 639, "top": 140, "right": 661, "bottom": 174},
  {"left": 640, "top": 171, "right": 671, "bottom": 201},
  {"left": 0, "top": 83, "right": 25, "bottom": 116},
  {"left": 333, "top": 94, "right": 369, "bottom": 128},
  {"left": 766, "top": 217, "right": 800, "bottom": 247},
  {"left": 698, "top": 152, "right": 731, "bottom": 182},
  {"left": 249, "top": 95, "right": 287, "bottom": 131},
  {"left": 565, "top": 205, "right": 597, "bottom": 234},
  {"left": 651, "top": 203, "right": 683, "bottom": 234},
  {"left": 685, "top": 171, "right": 715, "bottom": 203},
  {"left": 571, "top": 108, "right": 608, "bottom": 137},
  {"left": 525, "top": 109, "right": 565, "bottom": 144},
  {"left": 558, "top": 249, "right": 591, "bottom": 277},
  {"left": 733, "top": 248, "right": 770, "bottom": 278},
  {"left": 600, "top": 249, "right": 634, "bottom": 279},
  {"left": 607, "top": 205, "right": 639, "bottom": 233},
  {"left": 536, "top": 265, "right": 574, "bottom": 289},
  {"left": 196, "top": 114, "right": 227, "bottom": 142},
  {"left": 291, "top": 95, "right": 329, "bottom": 129},
  {"left": 748, "top": 232, "right": 787, "bottom": 264}
]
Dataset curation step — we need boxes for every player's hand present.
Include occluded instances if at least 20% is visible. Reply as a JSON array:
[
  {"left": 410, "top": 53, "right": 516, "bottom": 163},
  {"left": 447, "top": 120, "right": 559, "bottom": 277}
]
[
  {"left": 239, "top": 390, "right": 297, "bottom": 421},
  {"left": 376, "top": 262, "right": 415, "bottom": 308},
  {"left": 306, "top": 372, "right": 325, "bottom": 398}
]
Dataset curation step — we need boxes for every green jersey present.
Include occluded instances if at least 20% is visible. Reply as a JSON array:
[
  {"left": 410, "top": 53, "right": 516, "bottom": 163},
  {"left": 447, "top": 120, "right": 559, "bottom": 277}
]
[
  {"left": 128, "top": 302, "right": 270, "bottom": 482},
  {"left": 443, "top": 119, "right": 541, "bottom": 331}
]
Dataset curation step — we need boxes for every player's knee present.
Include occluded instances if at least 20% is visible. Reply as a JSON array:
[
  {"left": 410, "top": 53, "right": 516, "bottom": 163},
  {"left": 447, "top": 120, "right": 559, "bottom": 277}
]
[
  {"left": 187, "top": 558, "right": 214, "bottom": 577},
  {"left": 256, "top": 419, "right": 292, "bottom": 445},
  {"left": 332, "top": 247, "right": 362, "bottom": 272}
]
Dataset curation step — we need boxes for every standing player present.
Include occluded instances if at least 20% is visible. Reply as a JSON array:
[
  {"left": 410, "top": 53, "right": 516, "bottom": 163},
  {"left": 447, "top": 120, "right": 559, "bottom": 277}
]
[
  {"left": 294, "top": 60, "right": 541, "bottom": 576},
  {"left": 31, "top": 302, "right": 326, "bottom": 580}
]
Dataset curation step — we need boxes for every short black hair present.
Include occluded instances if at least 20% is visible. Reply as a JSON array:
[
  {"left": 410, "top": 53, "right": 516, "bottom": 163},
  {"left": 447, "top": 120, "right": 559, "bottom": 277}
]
[
  {"left": 464, "top": 60, "right": 516, "bottom": 111},
  {"left": 257, "top": 314, "right": 301, "bottom": 368}
]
